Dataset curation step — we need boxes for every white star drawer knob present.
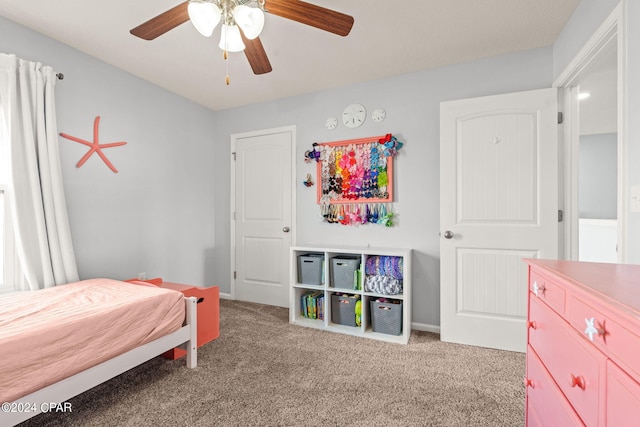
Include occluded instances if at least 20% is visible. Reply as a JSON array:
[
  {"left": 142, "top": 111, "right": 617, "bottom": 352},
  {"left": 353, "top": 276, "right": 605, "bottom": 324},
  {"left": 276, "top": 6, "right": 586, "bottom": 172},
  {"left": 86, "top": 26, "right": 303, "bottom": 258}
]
[
  {"left": 533, "top": 281, "right": 545, "bottom": 297},
  {"left": 584, "top": 317, "right": 607, "bottom": 342}
]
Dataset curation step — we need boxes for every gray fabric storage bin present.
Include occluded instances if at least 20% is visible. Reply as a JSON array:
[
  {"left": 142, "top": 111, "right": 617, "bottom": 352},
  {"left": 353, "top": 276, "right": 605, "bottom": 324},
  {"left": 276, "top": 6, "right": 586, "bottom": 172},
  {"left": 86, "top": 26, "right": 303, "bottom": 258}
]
[
  {"left": 370, "top": 300, "right": 403, "bottom": 335},
  {"left": 330, "top": 256, "right": 360, "bottom": 289},
  {"left": 297, "top": 253, "right": 324, "bottom": 285},
  {"left": 331, "top": 294, "right": 359, "bottom": 327}
]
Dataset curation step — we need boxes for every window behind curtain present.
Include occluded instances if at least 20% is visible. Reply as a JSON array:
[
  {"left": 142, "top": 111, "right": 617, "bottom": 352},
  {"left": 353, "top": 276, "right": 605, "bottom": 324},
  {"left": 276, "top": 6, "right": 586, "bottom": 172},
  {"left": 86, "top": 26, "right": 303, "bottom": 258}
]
[
  {"left": 0, "top": 104, "right": 15, "bottom": 292},
  {"left": 0, "top": 188, "right": 4, "bottom": 282}
]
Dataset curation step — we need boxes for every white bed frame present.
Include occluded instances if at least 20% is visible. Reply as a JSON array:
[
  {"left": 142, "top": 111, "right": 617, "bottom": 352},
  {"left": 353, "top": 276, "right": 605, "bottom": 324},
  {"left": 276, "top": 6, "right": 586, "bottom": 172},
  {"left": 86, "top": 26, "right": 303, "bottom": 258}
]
[{"left": 1, "top": 296, "right": 198, "bottom": 426}]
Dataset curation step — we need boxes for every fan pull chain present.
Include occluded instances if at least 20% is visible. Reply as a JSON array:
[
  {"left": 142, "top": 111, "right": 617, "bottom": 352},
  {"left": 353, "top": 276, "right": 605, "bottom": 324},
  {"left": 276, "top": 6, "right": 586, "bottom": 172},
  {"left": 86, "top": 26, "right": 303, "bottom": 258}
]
[
  {"left": 224, "top": 49, "right": 230, "bottom": 85},
  {"left": 223, "top": 21, "right": 230, "bottom": 86}
]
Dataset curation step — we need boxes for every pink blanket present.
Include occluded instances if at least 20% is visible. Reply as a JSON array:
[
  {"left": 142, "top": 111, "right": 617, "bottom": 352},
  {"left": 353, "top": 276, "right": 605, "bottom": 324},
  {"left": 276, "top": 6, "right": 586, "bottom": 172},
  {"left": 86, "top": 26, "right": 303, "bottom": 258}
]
[{"left": 0, "top": 279, "right": 185, "bottom": 403}]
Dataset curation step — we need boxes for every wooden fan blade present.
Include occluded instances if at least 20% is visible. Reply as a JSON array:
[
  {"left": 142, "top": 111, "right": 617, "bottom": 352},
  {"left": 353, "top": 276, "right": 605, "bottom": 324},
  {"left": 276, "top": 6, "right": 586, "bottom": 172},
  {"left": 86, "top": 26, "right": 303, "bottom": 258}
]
[
  {"left": 265, "top": 0, "right": 354, "bottom": 37},
  {"left": 130, "top": 1, "right": 190, "bottom": 40},
  {"left": 240, "top": 33, "right": 273, "bottom": 75}
]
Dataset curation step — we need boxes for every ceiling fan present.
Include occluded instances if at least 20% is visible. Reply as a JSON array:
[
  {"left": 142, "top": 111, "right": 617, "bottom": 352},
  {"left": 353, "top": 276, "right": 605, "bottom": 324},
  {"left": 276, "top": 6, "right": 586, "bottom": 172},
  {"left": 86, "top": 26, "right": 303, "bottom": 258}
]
[{"left": 130, "top": 0, "right": 354, "bottom": 82}]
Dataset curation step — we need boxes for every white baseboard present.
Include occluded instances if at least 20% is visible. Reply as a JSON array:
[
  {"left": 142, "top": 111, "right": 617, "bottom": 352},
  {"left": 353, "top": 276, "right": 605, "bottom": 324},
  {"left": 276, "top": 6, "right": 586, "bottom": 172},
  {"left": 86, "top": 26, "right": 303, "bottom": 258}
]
[{"left": 411, "top": 322, "right": 440, "bottom": 334}]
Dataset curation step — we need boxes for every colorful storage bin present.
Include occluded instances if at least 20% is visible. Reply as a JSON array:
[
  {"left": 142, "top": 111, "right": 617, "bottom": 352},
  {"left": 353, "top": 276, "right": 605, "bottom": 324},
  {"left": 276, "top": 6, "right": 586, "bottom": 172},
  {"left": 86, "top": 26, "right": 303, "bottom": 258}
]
[{"left": 364, "top": 256, "right": 403, "bottom": 295}]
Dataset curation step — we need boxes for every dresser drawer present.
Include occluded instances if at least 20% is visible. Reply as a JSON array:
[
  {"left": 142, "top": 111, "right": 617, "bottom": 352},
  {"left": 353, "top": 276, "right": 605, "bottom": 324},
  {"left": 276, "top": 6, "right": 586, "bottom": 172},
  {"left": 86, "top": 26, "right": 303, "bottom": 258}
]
[
  {"left": 526, "top": 346, "right": 585, "bottom": 427},
  {"left": 568, "top": 294, "right": 640, "bottom": 380},
  {"left": 529, "top": 297, "right": 604, "bottom": 426},
  {"left": 607, "top": 360, "right": 640, "bottom": 426},
  {"left": 525, "top": 259, "right": 640, "bottom": 427},
  {"left": 529, "top": 268, "right": 566, "bottom": 315}
]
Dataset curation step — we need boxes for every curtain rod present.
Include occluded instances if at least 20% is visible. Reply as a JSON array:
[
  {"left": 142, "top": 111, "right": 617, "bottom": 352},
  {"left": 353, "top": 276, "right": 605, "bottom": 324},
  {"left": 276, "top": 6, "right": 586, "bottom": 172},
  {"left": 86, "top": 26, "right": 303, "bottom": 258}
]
[{"left": 56, "top": 73, "right": 64, "bottom": 80}]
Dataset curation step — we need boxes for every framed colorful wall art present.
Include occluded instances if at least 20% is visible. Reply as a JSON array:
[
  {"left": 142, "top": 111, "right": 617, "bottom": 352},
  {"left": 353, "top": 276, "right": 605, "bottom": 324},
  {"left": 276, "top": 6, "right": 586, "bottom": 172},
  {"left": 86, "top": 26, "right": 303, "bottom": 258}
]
[{"left": 315, "top": 134, "right": 402, "bottom": 205}]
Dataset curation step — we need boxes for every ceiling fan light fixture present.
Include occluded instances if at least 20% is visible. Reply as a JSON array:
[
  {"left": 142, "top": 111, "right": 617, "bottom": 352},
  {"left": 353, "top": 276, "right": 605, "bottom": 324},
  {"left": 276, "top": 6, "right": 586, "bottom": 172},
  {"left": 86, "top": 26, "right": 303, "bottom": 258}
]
[
  {"left": 131, "top": 0, "right": 354, "bottom": 78},
  {"left": 219, "top": 24, "right": 246, "bottom": 52},
  {"left": 187, "top": 1, "right": 221, "bottom": 37},
  {"left": 232, "top": 4, "right": 265, "bottom": 40}
]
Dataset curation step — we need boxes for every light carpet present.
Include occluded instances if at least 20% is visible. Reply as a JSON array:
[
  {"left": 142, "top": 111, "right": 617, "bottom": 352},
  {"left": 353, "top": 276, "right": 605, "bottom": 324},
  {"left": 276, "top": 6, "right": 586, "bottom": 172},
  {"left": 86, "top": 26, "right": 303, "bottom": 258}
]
[{"left": 21, "top": 299, "right": 525, "bottom": 426}]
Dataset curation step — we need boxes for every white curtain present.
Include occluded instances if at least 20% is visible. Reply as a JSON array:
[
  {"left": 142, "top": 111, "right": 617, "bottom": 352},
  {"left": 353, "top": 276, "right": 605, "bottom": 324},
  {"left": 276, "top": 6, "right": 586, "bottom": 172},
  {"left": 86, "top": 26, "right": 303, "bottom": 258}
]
[{"left": 0, "top": 53, "right": 78, "bottom": 290}]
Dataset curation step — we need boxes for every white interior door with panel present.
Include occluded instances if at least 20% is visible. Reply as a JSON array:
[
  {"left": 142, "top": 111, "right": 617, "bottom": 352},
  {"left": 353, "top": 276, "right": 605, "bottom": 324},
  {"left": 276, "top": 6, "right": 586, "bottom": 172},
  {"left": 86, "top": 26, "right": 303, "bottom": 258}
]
[
  {"left": 440, "top": 88, "right": 558, "bottom": 352},
  {"left": 232, "top": 126, "right": 295, "bottom": 307}
]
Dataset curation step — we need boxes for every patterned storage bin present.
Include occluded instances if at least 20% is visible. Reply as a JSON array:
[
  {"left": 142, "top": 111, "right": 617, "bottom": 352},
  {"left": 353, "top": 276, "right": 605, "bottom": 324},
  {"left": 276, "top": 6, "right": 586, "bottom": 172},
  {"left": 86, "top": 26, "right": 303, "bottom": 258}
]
[
  {"left": 370, "top": 299, "right": 402, "bottom": 335},
  {"left": 364, "top": 275, "right": 402, "bottom": 295}
]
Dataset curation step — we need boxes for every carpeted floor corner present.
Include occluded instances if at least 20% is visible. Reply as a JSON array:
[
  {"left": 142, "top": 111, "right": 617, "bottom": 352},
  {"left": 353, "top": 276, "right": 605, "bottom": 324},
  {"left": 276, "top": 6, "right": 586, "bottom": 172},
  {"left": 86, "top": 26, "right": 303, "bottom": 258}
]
[{"left": 21, "top": 299, "right": 525, "bottom": 426}]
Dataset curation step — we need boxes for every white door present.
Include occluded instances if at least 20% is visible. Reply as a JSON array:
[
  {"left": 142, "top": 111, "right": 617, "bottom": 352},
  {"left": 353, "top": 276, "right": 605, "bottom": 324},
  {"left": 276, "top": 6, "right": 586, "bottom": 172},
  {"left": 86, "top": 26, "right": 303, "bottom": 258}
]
[
  {"left": 440, "top": 88, "right": 558, "bottom": 352},
  {"left": 232, "top": 126, "right": 295, "bottom": 307}
]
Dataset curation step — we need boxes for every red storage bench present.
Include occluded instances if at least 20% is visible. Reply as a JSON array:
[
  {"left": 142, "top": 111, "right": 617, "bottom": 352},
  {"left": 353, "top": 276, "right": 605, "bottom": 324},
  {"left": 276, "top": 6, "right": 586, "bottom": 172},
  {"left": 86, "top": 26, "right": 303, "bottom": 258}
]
[{"left": 127, "top": 278, "right": 220, "bottom": 359}]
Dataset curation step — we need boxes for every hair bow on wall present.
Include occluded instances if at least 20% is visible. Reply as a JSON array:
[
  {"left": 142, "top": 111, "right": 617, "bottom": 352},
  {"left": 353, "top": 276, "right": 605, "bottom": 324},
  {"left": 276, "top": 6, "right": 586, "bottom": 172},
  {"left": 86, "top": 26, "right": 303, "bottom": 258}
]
[
  {"left": 320, "top": 203, "right": 394, "bottom": 227},
  {"left": 378, "top": 133, "right": 403, "bottom": 157},
  {"left": 304, "top": 142, "right": 321, "bottom": 162}
]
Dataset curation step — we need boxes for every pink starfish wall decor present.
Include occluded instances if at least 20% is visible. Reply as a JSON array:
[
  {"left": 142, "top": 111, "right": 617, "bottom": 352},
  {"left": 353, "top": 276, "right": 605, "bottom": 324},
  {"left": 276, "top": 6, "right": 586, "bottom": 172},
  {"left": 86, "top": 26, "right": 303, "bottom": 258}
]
[{"left": 60, "top": 116, "right": 127, "bottom": 173}]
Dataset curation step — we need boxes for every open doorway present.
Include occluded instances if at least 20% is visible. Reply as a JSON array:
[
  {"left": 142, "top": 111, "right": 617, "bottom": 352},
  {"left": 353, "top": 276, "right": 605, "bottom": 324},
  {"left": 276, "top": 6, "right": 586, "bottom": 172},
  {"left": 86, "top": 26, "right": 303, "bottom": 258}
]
[
  {"left": 576, "top": 41, "right": 617, "bottom": 262},
  {"left": 555, "top": 4, "right": 626, "bottom": 263}
]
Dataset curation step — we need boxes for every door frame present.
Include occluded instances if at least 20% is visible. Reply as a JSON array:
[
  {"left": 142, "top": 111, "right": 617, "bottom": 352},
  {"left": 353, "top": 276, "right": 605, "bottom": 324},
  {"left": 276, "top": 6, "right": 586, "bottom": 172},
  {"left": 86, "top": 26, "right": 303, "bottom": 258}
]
[
  {"left": 553, "top": 2, "right": 627, "bottom": 263},
  {"left": 229, "top": 125, "right": 297, "bottom": 301}
]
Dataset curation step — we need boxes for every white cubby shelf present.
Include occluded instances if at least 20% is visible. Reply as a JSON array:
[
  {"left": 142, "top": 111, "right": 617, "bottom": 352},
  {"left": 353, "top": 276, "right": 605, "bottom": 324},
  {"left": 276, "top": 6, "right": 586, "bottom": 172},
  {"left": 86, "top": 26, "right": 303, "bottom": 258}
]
[{"left": 290, "top": 245, "right": 412, "bottom": 344}]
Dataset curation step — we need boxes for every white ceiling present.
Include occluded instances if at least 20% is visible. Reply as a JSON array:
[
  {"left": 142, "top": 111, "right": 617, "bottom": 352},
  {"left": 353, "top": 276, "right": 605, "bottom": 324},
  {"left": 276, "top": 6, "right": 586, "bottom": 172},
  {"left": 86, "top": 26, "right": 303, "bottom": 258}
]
[{"left": 0, "top": 0, "right": 580, "bottom": 111}]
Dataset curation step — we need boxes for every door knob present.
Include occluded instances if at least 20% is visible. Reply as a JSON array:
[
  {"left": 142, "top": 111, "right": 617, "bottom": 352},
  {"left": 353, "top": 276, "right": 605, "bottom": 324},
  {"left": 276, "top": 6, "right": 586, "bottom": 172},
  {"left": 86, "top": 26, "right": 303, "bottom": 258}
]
[
  {"left": 282, "top": 227, "right": 290, "bottom": 233},
  {"left": 443, "top": 230, "right": 454, "bottom": 239}
]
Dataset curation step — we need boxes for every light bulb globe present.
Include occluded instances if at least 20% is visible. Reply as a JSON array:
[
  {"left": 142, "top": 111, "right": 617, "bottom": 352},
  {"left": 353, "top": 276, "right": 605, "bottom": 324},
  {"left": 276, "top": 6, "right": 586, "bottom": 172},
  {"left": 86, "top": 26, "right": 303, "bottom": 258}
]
[
  {"left": 187, "top": 1, "right": 221, "bottom": 37},
  {"left": 219, "top": 24, "right": 246, "bottom": 52},
  {"left": 233, "top": 5, "right": 265, "bottom": 40}
]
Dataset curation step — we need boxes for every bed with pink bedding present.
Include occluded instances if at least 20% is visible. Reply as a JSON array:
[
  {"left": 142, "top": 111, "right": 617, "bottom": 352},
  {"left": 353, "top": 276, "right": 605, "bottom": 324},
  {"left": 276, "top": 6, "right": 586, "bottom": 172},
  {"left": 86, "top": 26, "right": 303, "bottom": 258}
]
[{"left": 0, "top": 278, "right": 198, "bottom": 425}]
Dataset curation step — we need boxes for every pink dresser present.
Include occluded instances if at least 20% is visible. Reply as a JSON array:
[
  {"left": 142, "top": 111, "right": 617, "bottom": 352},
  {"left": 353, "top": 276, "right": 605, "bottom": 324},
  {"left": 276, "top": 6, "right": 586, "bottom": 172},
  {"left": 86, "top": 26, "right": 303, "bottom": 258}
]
[{"left": 524, "top": 259, "right": 640, "bottom": 426}]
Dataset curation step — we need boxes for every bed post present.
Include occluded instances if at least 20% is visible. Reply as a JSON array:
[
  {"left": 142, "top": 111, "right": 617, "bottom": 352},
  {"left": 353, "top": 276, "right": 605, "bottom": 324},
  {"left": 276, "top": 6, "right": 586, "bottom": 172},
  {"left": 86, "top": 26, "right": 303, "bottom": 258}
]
[{"left": 185, "top": 296, "right": 198, "bottom": 368}]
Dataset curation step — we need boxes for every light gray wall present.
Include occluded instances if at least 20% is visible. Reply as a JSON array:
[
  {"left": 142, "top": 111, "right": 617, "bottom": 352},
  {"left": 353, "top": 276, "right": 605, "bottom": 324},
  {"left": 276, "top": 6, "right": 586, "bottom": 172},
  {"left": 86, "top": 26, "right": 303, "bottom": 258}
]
[
  {"left": 211, "top": 48, "right": 554, "bottom": 327},
  {"left": 1, "top": 16, "right": 218, "bottom": 285},
  {"left": 1, "top": 14, "right": 553, "bottom": 328},
  {"left": 579, "top": 133, "right": 617, "bottom": 219},
  {"left": 12, "top": 0, "right": 640, "bottom": 328}
]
